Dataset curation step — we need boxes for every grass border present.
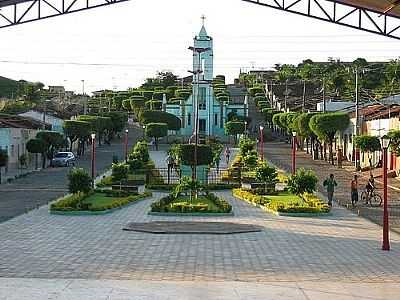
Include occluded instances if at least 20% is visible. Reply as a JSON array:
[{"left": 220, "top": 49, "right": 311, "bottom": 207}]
[{"left": 50, "top": 193, "right": 152, "bottom": 216}]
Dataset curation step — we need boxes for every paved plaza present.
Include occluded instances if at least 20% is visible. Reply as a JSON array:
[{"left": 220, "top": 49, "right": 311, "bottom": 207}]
[
  {"left": 265, "top": 141, "right": 400, "bottom": 233},
  {"left": 1, "top": 188, "right": 400, "bottom": 298}
]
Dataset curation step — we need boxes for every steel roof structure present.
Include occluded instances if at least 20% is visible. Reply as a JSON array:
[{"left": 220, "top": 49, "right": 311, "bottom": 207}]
[
  {"left": 0, "top": 0, "right": 128, "bottom": 28},
  {"left": 243, "top": 0, "right": 400, "bottom": 40}
]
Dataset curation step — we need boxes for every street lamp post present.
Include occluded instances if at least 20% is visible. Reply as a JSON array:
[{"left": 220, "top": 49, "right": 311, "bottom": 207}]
[
  {"left": 91, "top": 133, "right": 96, "bottom": 188},
  {"left": 142, "top": 125, "right": 146, "bottom": 139},
  {"left": 292, "top": 131, "right": 297, "bottom": 175},
  {"left": 124, "top": 129, "right": 129, "bottom": 162},
  {"left": 381, "top": 136, "right": 390, "bottom": 251},
  {"left": 259, "top": 125, "right": 264, "bottom": 161}
]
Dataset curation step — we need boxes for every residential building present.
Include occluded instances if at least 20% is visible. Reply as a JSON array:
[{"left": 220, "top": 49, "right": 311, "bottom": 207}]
[
  {"left": 18, "top": 110, "right": 64, "bottom": 133},
  {"left": 0, "top": 115, "right": 46, "bottom": 168}
]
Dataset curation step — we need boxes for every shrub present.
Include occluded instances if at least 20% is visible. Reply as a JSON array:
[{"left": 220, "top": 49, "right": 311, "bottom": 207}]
[
  {"left": 239, "top": 137, "right": 256, "bottom": 157},
  {"left": 112, "top": 163, "right": 129, "bottom": 182},
  {"left": 288, "top": 168, "right": 318, "bottom": 196},
  {"left": 255, "top": 162, "right": 278, "bottom": 194},
  {"left": 150, "top": 192, "right": 232, "bottom": 213},
  {"left": 68, "top": 168, "right": 92, "bottom": 194},
  {"left": 242, "top": 150, "right": 258, "bottom": 169}
]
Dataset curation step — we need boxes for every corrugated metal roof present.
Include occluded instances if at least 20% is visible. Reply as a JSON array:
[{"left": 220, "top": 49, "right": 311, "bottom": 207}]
[{"left": 328, "top": 0, "right": 400, "bottom": 17}]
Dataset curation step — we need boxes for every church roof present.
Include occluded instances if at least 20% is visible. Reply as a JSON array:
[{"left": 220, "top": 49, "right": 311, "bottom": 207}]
[{"left": 199, "top": 25, "right": 208, "bottom": 38}]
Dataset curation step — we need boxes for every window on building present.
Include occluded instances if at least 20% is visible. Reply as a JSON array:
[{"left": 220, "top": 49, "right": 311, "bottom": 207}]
[
  {"left": 199, "top": 87, "right": 206, "bottom": 110},
  {"left": 188, "top": 113, "right": 191, "bottom": 126},
  {"left": 214, "top": 113, "right": 218, "bottom": 126}
]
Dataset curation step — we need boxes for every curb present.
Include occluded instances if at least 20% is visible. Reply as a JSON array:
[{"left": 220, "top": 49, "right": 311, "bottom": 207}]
[{"left": 148, "top": 211, "right": 234, "bottom": 217}]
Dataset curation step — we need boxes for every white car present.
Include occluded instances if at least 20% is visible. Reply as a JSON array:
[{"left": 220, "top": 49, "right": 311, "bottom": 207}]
[{"left": 51, "top": 152, "right": 76, "bottom": 167}]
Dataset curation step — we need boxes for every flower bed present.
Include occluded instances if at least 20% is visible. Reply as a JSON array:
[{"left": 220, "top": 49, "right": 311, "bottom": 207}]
[
  {"left": 146, "top": 183, "right": 240, "bottom": 191},
  {"left": 150, "top": 192, "right": 232, "bottom": 214},
  {"left": 50, "top": 191, "right": 152, "bottom": 213},
  {"left": 232, "top": 188, "right": 330, "bottom": 215}
]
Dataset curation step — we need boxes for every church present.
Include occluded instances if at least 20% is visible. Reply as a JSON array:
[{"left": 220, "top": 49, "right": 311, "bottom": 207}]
[{"left": 166, "top": 19, "right": 247, "bottom": 140}]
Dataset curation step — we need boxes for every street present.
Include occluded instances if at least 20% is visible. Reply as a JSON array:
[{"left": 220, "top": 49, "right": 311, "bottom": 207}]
[{"left": 0, "top": 125, "right": 142, "bottom": 223}]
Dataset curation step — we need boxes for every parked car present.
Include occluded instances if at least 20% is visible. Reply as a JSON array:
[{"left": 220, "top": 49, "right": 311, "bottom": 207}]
[{"left": 51, "top": 152, "right": 76, "bottom": 167}]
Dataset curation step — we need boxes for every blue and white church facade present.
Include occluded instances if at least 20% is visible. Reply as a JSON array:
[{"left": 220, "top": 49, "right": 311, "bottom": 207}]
[{"left": 166, "top": 22, "right": 247, "bottom": 140}]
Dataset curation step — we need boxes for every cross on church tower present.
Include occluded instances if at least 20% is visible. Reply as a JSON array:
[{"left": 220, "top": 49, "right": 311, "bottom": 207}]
[{"left": 201, "top": 15, "right": 206, "bottom": 26}]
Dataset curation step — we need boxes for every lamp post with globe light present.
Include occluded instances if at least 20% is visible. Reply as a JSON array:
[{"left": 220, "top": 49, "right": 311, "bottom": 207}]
[
  {"left": 124, "top": 129, "right": 129, "bottom": 162},
  {"left": 381, "top": 136, "right": 390, "bottom": 251},
  {"left": 259, "top": 125, "right": 264, "bottom": 161},
  {"left": 292, "top": 131, "right": 297, "bottom": 175},
  {"left": 91, "top": 133, "right": 96, "bottom": 188}
]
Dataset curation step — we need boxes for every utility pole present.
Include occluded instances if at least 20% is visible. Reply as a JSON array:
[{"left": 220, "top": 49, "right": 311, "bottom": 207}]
[
  {"left": 302, "top": 80, "right": 306, "bottom": 112},
  {"left": 322, "top": 77, "right": 326, "bottom": 113},
  {"left": 284, "top": 79, "right": 288, "bottom": 112},
  {"left": 82, "top": 79, "right": 87, "bottom": 115},
  {"left": 355, "top": 67, "right": 360, "bottom": 170}
]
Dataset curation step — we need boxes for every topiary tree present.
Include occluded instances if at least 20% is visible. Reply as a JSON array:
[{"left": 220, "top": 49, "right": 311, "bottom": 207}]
[
  {"left": 26, "top": 138, "right": 46, "bottom": 169},
  {"left": 288, "top": 168, "right": 318, "bottom": 196},
  {"left": 145, "top": 123, "right": 168, "bottom": 150},
  {"left": 0, "top": 149, "right": 8, "bottom": 184},
  {"left": 239, "top": 137, "right": 256, "bottom": 157},
  {"left": 388, "top": 130, "right": 400, "bottom": 156},
  {"left": 355, "top": 135, "right": 381, "bottom": 169},
  {"left": 309, "top": 112, "right": 350, "bottom": 165},
  {"left": 296, "top": 112, "right": 320, "bottom": 158},
  {"left": 63, "top": 120, "right": 91, "bottom": 153},
  {"left": 177, "top": 144, "right": 213, "bottom": 179},
  {"left": 36, "top": 131, "right": 65, "bottom": 168},
  {"left": 111, "top": 163, "right": 129, "bottom": 183},
  {"left": 242, "top": 150, "right": 258, "bottom": 169},
  {"left": 255, "top": 161, "right": 278, "bottom": 194},
  {"left": 67, "top": 168, "right": 92, "bottom": 195},
  {"left": 225, "top": 121, "right": 245, "bottom": 144},
  {"left": 140, "top": 110, "right": 181, "bottom": 131}
]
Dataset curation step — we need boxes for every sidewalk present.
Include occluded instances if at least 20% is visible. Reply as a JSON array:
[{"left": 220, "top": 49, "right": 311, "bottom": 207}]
[
  {"left": 0, "top": 162, "right": 38, "bottom": 184},
  {"left": 265, "top": 141, "right": 400, "bottom": 234}
]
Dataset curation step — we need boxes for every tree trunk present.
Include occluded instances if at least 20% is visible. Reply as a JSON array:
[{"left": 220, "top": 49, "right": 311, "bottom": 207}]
[
  {"left": 329, "top": 142, "right": 334, "bottom": 165},
  {"left": 155, "top": 137, "right": 159, "bottom": 151},
  {"left": 324, "top": 143, "right": 327, "bottom": 161},
  {"left": 306, "top": 138, "right": 309, "bottom": 154},
  {"left": 42, "top": 153, "right": 46, "bottom": 169},
  {"left": 35, "top": 154, "right": 38, "bottom": 170}
]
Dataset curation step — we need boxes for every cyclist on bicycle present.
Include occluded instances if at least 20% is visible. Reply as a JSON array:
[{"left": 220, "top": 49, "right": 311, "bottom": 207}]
[{"left": 365, "top": 174, "right": 375, "bottom": 202}]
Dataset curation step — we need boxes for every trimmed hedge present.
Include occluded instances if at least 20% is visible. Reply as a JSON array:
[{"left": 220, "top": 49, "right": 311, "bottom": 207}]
[
  {"left": 50, "top": 191, "right": 152, "bottom": 212},
  {"left": 150, "top": 192, "right": 232, "bottom": 213}
]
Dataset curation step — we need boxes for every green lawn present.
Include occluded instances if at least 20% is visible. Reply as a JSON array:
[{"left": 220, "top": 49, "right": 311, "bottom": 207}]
[
  {"left": 82, "top": 193, "right": 127, "bottom": 210},
  {"left": 172, "top": 196, "right": 219, "bottom": 210},
  {"left": 264, "top": 191, "right": 302, "bottom": 206}
]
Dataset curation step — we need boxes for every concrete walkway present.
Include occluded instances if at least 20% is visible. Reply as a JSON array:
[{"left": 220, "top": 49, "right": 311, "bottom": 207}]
[
  {"left": 1, "top": 278, "right": 400, "bottom": 299},
  {"left": 1, "top": 188, "right": 400, "bottom": 298}
]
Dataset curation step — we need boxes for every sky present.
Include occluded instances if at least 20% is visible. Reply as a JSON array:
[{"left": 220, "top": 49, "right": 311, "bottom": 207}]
[{"left": 0, "top": 0, "right": 400, "bottom": 94}]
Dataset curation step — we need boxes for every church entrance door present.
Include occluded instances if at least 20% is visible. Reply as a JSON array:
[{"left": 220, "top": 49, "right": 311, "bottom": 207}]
[{"left": 199, "top": 119, "right": 206, "bottom": 134}]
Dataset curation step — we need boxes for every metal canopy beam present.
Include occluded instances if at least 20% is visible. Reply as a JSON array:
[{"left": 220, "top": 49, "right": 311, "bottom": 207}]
[
  {"left": 242, "top": 0, "right": 400, "bottom": 40},
  {"left": 0, "top": 0, "right": 128, "bottom": 29}
]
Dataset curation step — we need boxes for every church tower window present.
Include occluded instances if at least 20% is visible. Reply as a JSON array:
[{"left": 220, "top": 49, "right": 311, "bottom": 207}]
[
  {"left": 199, "top": 87, "right": 206, "bottom": 110},
  {"left": 188, "top": 113, "right": 191, "bottom": 126}
]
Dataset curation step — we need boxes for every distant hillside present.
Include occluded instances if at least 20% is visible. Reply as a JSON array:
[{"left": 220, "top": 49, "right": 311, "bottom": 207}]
[{"left": 0, "top": 76, "right": 20, "bottom": 99}]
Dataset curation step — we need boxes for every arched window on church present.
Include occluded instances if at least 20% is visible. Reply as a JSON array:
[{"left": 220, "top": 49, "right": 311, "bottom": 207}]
[
  {"left": 214, "top": 113, "right": 218, "bottom": 126},
  {"left": 188, "top": 113, "right": 191, "bottom": 126}
]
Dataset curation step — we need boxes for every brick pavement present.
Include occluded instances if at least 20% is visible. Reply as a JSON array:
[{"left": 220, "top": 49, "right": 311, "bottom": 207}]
[
  {"left": 0, "top": 125, "right": 142, "bottom": 223},
  {"left": 0, "top": 190, "right": 400, "bottom": 283},
  {"left": 265, "top": 141, "right": 400, "bottom": 234}
]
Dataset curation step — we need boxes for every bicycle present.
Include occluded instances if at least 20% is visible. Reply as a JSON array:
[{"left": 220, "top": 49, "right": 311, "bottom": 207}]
[{"left": 358, "top": 189, "right": 383, "bottom": 207}]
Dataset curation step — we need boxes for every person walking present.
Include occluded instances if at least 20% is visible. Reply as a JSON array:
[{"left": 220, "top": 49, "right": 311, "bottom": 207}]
[
  {"left": 166, "top": 153, "right": 174, "bottom": 184},
  {"left": 323, "top": 173, "right": 337, "bottom": 207},
  {"left": 351, "top": 174, "right": 359, "bottom": 208},
  {"left": 224, "top": 147, "right": 231, "bottom": 166}
]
